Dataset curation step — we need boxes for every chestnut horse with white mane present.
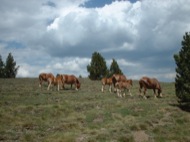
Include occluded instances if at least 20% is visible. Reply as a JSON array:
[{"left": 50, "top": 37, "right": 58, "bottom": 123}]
[
  {"left": 139, "top": 76, "right": 162, "bottom": 99},
  {"left": 39, "top": 73, "right": 55, "bottom": 90},
  {"left": 61, "top": 74, "right": 81, "bottom": 90},
  {"left": 101, "top": 77, "right": 113, "bottom": 93}
]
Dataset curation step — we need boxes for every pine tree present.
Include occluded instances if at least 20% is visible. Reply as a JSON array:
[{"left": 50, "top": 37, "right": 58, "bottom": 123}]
[
  {"left": 109, "top": 58, "right": 123, "bottom": 77},
  {"left": 0, "top": 55, "right": 5, "bottom": 78},
  {"left": 4, "top": 53, "right": 19, "bottom": 78},
  {"left": 174, "top": 32, "right": 190, "bottom": 102},
  {"left": 87, "top": 52, "right": 108, "bottom": 80}
]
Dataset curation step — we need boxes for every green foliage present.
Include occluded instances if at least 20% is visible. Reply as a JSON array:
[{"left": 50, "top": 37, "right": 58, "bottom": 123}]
[
  {"left": 109, "top": 58, "right": 123, "bottom": 77},
  {"left": 174, "top": 32, "right": 190, "bottom": 102},
  {"left": 0, "top": 53, "right": 19, "bottom": 78},
  {"left": 87, "top": 52, "right": 108, "bottom": 80},
  {"left": 87, "top": 52, "right": 124, "bottom": 79},
  {"left": 0, "top": 55, "right": 5, "bottom": 78}
]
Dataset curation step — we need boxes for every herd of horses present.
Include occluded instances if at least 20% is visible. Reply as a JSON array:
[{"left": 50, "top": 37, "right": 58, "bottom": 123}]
[
  {"left": 39, "top": 73, "right": 80, "bottom": 91},
  {"left": 101, "top": 74, "right": 162, "bottom": 99},
  {"left": 39, "top": 73, "right": 162, "bottom": 99}
]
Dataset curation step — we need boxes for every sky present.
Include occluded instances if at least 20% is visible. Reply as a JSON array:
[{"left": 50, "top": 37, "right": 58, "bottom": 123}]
[{"left": 0, "top": 0, "right": 190, "bottom": 82}]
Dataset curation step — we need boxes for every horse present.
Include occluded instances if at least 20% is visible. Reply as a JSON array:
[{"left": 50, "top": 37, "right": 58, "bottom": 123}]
[
  {"left": 101, "top": 77, "right": 113, "bottom": 93},
  {"left": 139, "top": 76, "right": 162, "bottom": 99},
  {"left": 115, "top": 79, "right": 133, "bottom": 98},
  {"left": 54, "top": 74, "right": 64, "bottom": 91},
  {"left": 61, "top": 74, "right": 81, "bottom": 90},
  {"left": 39, "top": 73, "right": 55, "bottom": 90},
  {"left": 112, "top": 74, "right": 127, "bottom": 92}
]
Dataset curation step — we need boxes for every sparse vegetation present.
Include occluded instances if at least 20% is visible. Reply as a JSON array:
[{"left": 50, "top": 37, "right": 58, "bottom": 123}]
[{"left": 0, "top": 78, "right": 190, "bottom": 142}]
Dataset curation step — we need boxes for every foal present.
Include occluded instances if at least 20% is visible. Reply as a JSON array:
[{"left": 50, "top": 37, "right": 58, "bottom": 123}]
[
  {"left": 101, "top": 77, "right": 113, "bottom": 93},
  {"left": 115, "top": 79, "right": 133, "bottom": 98}
]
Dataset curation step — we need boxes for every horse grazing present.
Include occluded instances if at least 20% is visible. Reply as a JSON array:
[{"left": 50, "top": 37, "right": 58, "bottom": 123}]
[
  {"left": 101, "top": 77, "right": 113, "bottom": 93},
  {"left": 61, "top": 74, "right": 81, "bottom": 90},
  {"left": 115, "top": 79, "right": 133, "bottom": 98},
  {"left": 112, "top": 74, "right": 127, "bottom": 92},
  {"left": 39, "top": 73, "right": 55, "bottom": 90},
  {"left": 139, "top": 76, "right": 162, "bottom": 99}
]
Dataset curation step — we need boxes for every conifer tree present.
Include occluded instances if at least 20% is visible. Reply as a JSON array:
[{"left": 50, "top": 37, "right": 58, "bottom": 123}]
[
  {"left": 4, "top": 53, "right": 19, "bottom": 78},
  {"left": 87, "top": 52, "right": 108, "bottom": 80},
  {"left": 0, "top": 55, "right": 5, "bottom": 78},
  {"left": 109, "top": 58, "right": 123, "bottom": 77},
  {"left": 174, "top": 32, "right": 190, "bottom": 102}
]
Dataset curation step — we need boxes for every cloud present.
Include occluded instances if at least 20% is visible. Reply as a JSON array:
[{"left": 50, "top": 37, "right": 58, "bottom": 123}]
[{"left": 0, "top": 0, "right": 190, "bottom": 82}]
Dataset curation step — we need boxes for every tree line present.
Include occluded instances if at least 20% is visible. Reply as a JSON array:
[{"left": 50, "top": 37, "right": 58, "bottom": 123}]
[
  {"left": 87, "top": 51, "right": 123, "bottom": 80},
  {"left": 0, "top": 53, "right": 19, "bottom": 78}
]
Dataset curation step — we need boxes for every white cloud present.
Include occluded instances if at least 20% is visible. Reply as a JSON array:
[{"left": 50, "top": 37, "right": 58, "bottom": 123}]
[{"left": 1, "top": 0, "right": 190, "bottom": 82}]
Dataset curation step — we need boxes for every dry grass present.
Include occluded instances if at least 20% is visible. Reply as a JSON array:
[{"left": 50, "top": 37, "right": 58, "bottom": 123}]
[{"left": 0, "top": 78, "right": 190, "bottom": 142}]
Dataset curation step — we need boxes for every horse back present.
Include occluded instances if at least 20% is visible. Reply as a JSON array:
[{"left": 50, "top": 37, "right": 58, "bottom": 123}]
[
  {"left": 62, "top": 74, "right": 79, "bottom": 84},
  {"left": 140, "top": 77, "right": 161, "bottom": 90},
  {"left": 102, "top": 77, "right": 112, "bottom": 85},
  {"left": 152, "top": 78, "right": 161, "bottom": 90},
  {"left": 39, "top": 73, "right": 54, "bottom": 81},
  {"left": 112, "top": 74, "right": 127, "bottom": 86}
]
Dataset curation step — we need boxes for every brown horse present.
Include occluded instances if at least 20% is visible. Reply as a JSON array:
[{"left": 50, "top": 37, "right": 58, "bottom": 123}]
[
  {"left": 101, "top": 77, "right": 113, "bottom": 93},
  {"left": 54, "top": 74, "right": 64, "bottom": 91},
  {"left": 139, "top": 76, "right": 162, "bottom": 99},
  {"left": 112, "top": 74, "right": 127, "bottom": 92},
  {"left": 61, "top": 74, "right": 81, "bottom": 90},
  {"left": 39, "top": 73, "right": 55, "bottom": 90},
  {"left": 115, "top": 79, "right": 133, "bottom": 98}
]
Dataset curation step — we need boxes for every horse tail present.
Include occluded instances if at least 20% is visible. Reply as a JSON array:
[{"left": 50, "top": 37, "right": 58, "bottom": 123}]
[
  {"left": 112, "top": 76, "right": 117, "bottom": 87},
  {"left": 139, "top": 79, "right": 143, "bottom": 87},
  {"left": 39, "top": 74, "right": 43, "bottom": 87}
]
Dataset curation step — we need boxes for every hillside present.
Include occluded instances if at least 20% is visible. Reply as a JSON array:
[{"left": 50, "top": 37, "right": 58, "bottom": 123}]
[{"left": 0, "top": 78, "right": 190, "bottom": 142}]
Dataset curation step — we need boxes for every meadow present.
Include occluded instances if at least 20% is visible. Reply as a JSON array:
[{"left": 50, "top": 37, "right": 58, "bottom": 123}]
[{"left": 0, "top": 78, "right": 190, "bottom": 142}]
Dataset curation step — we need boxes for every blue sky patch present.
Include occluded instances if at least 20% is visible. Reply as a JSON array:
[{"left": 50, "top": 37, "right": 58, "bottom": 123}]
[{"left": 82, "top": 0, "right": 138, "bottom": 8}]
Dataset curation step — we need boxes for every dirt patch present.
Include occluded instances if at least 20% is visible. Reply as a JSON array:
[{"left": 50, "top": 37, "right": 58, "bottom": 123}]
[{"left": 133, "top": 130, "right": 149, "bottom": 142}]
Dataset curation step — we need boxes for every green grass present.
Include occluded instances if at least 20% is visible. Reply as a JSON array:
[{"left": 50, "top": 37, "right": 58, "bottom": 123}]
[{"left": 0, "top": 78, "right": 190, "bottom": 142}]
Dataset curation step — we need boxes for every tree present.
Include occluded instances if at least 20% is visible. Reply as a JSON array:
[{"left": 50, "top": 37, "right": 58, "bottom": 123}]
[
  {"left": 4, "top": 53, "right": 19, "bottom": 78},
  {"left": 0, "top": 55, "right": 5, "bottom": 78},
  {"left": 87, "top": 52, "right": 108, "bottom": 80},
  {"left": 174, "top": 32, "right": 190, "bottom": 102},
  {"left": 109, "top": 58, "right": 123, "bottom": 77}
]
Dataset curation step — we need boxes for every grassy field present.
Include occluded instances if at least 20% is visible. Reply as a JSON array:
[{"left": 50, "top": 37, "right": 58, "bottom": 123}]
[{"left": 0, "top": 78, "right": 190, "bottom": 142}]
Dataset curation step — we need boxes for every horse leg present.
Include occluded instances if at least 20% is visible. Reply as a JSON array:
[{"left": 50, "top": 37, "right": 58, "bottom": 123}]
[
  {"left": 71, "top": 84, "right": 73, "bottom": 89},
  {"left": 57, "top": 81, "right": 60, "bottom": 91},
  {"left": 153, "top": 89, "right": 157, "bottom": 99},
  {"left": 158, "top": 89, "right": 162, "bottom": 98},
  {"left": 39, "top": 80, "right": 42, "bottom": 89},
  {"left": 117, "top": 88, "right": 121, "bottom": 98},
  {"left": 143, "top": 87, "right": 147, "bottom": 99},
  {"left": 47, "top": 81, "right": 51, "bottom": 91},
  {"left": 123, "top": 90, "right": 126, "bottom": 98},
  {"left": 101, "top": 85, "right": 104, "bottom": 92},
  {"left": 75, "top": 83, "right": 78, "bottom": 91},
  {"left": 109, "top": 85, "right": 112, "bottom": 93},
  {"left": 128, "top": 89, "right": 132, "bottom": 96},
  {"left": 139, "top": 84, "right": 143, "bottom": 97}
]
